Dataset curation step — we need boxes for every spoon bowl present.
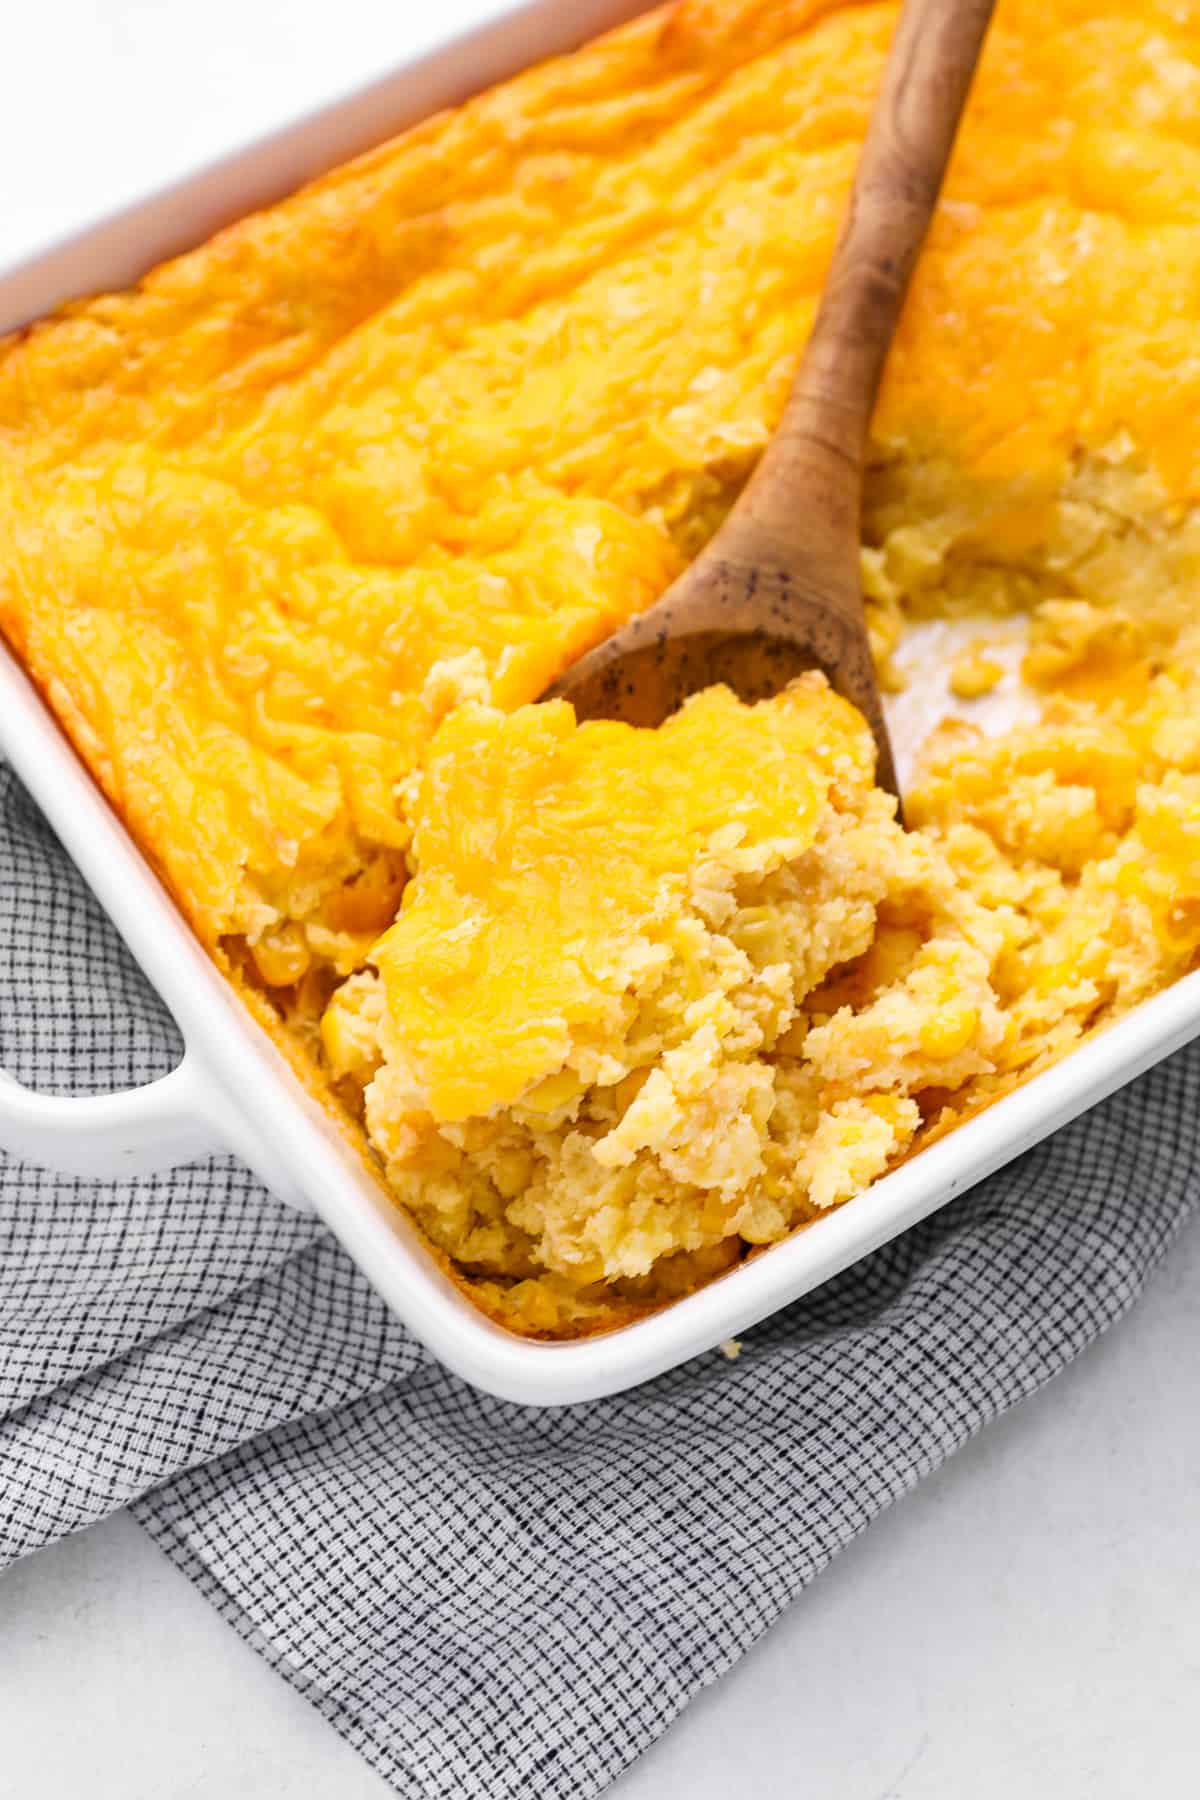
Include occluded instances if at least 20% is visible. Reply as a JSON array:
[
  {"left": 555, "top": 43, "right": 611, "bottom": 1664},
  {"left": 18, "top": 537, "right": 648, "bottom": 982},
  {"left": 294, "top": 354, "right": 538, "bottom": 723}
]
[{"left": 549, "top": 541, "right": 897, "bottom": 793}]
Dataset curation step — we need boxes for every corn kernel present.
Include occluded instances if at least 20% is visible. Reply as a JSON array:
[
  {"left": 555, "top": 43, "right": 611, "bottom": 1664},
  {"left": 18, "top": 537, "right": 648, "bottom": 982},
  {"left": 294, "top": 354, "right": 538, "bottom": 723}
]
[
  {"left": 250, "top": 925, "right": 311, "bottom": 988},
  {"left": 522, "top": 1068, "right": 586, "bottom": 1114},
  {"left": 949, "top": 654, "right": 1005, "bottom": 700},
  {"left": 919, "top": 1005, "right": 979, "bottom": 1060}
]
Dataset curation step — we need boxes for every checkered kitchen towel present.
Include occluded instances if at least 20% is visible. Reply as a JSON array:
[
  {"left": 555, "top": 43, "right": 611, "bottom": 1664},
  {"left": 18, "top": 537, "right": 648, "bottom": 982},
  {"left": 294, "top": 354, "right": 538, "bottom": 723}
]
[{"left": 1, "top": 758, "right": 1198, "bottom": 1800}]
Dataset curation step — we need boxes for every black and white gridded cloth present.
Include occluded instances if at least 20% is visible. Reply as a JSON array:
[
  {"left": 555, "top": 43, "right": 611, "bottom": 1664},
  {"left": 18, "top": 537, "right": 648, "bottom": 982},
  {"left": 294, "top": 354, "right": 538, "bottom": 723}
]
[{"left": 0, "top": 756, "right": 1197, "bottom": 1800}]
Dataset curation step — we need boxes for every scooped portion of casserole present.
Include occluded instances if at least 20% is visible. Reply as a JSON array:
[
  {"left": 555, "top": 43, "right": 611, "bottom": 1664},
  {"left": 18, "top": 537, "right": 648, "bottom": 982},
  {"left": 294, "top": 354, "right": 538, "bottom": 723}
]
[
  {"left": 1, "top": 0, "right": 1199, "bottom": 1331},
  {"left": 321, "top": 677, "right": 1008, "bottom": 1328}
]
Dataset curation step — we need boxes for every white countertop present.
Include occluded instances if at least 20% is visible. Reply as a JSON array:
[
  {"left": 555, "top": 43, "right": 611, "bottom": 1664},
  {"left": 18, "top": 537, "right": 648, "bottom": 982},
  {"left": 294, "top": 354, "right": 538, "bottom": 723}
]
[{"left": 2, "top": 3, "right": 1199, "bottom": 1794}]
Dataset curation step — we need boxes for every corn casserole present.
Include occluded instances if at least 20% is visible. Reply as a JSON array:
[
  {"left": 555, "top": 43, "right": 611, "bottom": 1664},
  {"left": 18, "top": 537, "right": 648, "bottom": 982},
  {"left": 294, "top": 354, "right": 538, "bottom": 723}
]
[{"left": 1, "top": 0, "right": 1198, "bottom": 1334}]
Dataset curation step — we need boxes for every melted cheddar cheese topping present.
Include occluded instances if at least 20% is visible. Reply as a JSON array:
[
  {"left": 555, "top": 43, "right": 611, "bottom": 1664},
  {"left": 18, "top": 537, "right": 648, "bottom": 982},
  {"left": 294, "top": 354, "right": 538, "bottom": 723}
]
[{"left": 367, "top": 682, "right": 864, "bottom": 1119}]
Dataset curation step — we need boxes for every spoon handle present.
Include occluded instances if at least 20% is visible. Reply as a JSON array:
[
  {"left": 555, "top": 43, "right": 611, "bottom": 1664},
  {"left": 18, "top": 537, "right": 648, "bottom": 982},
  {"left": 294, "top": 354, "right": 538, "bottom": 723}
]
[{"left": 733, "top": 0, "right": 995, "bottom": 576}]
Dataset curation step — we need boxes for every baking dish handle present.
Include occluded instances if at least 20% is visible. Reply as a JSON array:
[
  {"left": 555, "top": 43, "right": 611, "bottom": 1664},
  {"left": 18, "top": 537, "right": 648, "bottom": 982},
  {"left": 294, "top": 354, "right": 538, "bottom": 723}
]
[{"left": 0, "top": 1048, "right": 232, "bottom": 1181}]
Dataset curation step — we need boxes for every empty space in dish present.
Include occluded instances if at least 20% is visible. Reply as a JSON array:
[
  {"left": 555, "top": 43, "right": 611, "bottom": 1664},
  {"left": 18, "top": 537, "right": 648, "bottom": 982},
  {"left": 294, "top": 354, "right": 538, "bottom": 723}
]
[{"left": 886, "top": 614, "right": 1039, "bottom": 788}]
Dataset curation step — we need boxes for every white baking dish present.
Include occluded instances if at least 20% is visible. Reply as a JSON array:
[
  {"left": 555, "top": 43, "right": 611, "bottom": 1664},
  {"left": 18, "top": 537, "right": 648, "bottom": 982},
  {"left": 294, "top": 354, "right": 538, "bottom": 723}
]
[{"left": 3, "top": 0, "right": 1198, "bottom": 1405}]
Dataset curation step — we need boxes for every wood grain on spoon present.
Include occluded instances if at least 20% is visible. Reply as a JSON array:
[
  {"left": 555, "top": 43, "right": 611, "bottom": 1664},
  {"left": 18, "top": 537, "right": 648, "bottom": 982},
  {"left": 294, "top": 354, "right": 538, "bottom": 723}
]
[{"left": 547, "top": 0, "right": 996, "bottom": 807}]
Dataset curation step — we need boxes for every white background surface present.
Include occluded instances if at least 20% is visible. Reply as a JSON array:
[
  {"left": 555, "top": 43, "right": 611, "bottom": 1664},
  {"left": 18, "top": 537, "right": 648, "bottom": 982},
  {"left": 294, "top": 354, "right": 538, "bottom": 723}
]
[{"left": 1, "top": 2, "right": 1198, "bottom": 1795}]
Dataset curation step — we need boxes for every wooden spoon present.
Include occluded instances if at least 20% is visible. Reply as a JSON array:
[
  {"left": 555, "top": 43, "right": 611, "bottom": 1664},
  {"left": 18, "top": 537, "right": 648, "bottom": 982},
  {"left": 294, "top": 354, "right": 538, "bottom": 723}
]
[{"left": 547, "top": 0, "right": 995, "bottom": 805}]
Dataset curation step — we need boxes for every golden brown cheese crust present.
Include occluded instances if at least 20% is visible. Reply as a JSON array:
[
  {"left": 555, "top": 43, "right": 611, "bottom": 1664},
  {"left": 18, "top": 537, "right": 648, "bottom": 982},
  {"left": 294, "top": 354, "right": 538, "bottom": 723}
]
[
  {"left": 2, "top": 0, "right": 1200, "bottom": 1335},
  {"left": 3, "top": 0, "right": 1199, "bottom": 965}
]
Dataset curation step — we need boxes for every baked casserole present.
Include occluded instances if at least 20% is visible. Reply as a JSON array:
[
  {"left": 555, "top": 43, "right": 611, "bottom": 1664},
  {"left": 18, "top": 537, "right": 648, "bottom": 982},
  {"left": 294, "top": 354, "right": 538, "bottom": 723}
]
[{"left": 1, "top": 0, "right": 1198, "bottom": 1334}]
